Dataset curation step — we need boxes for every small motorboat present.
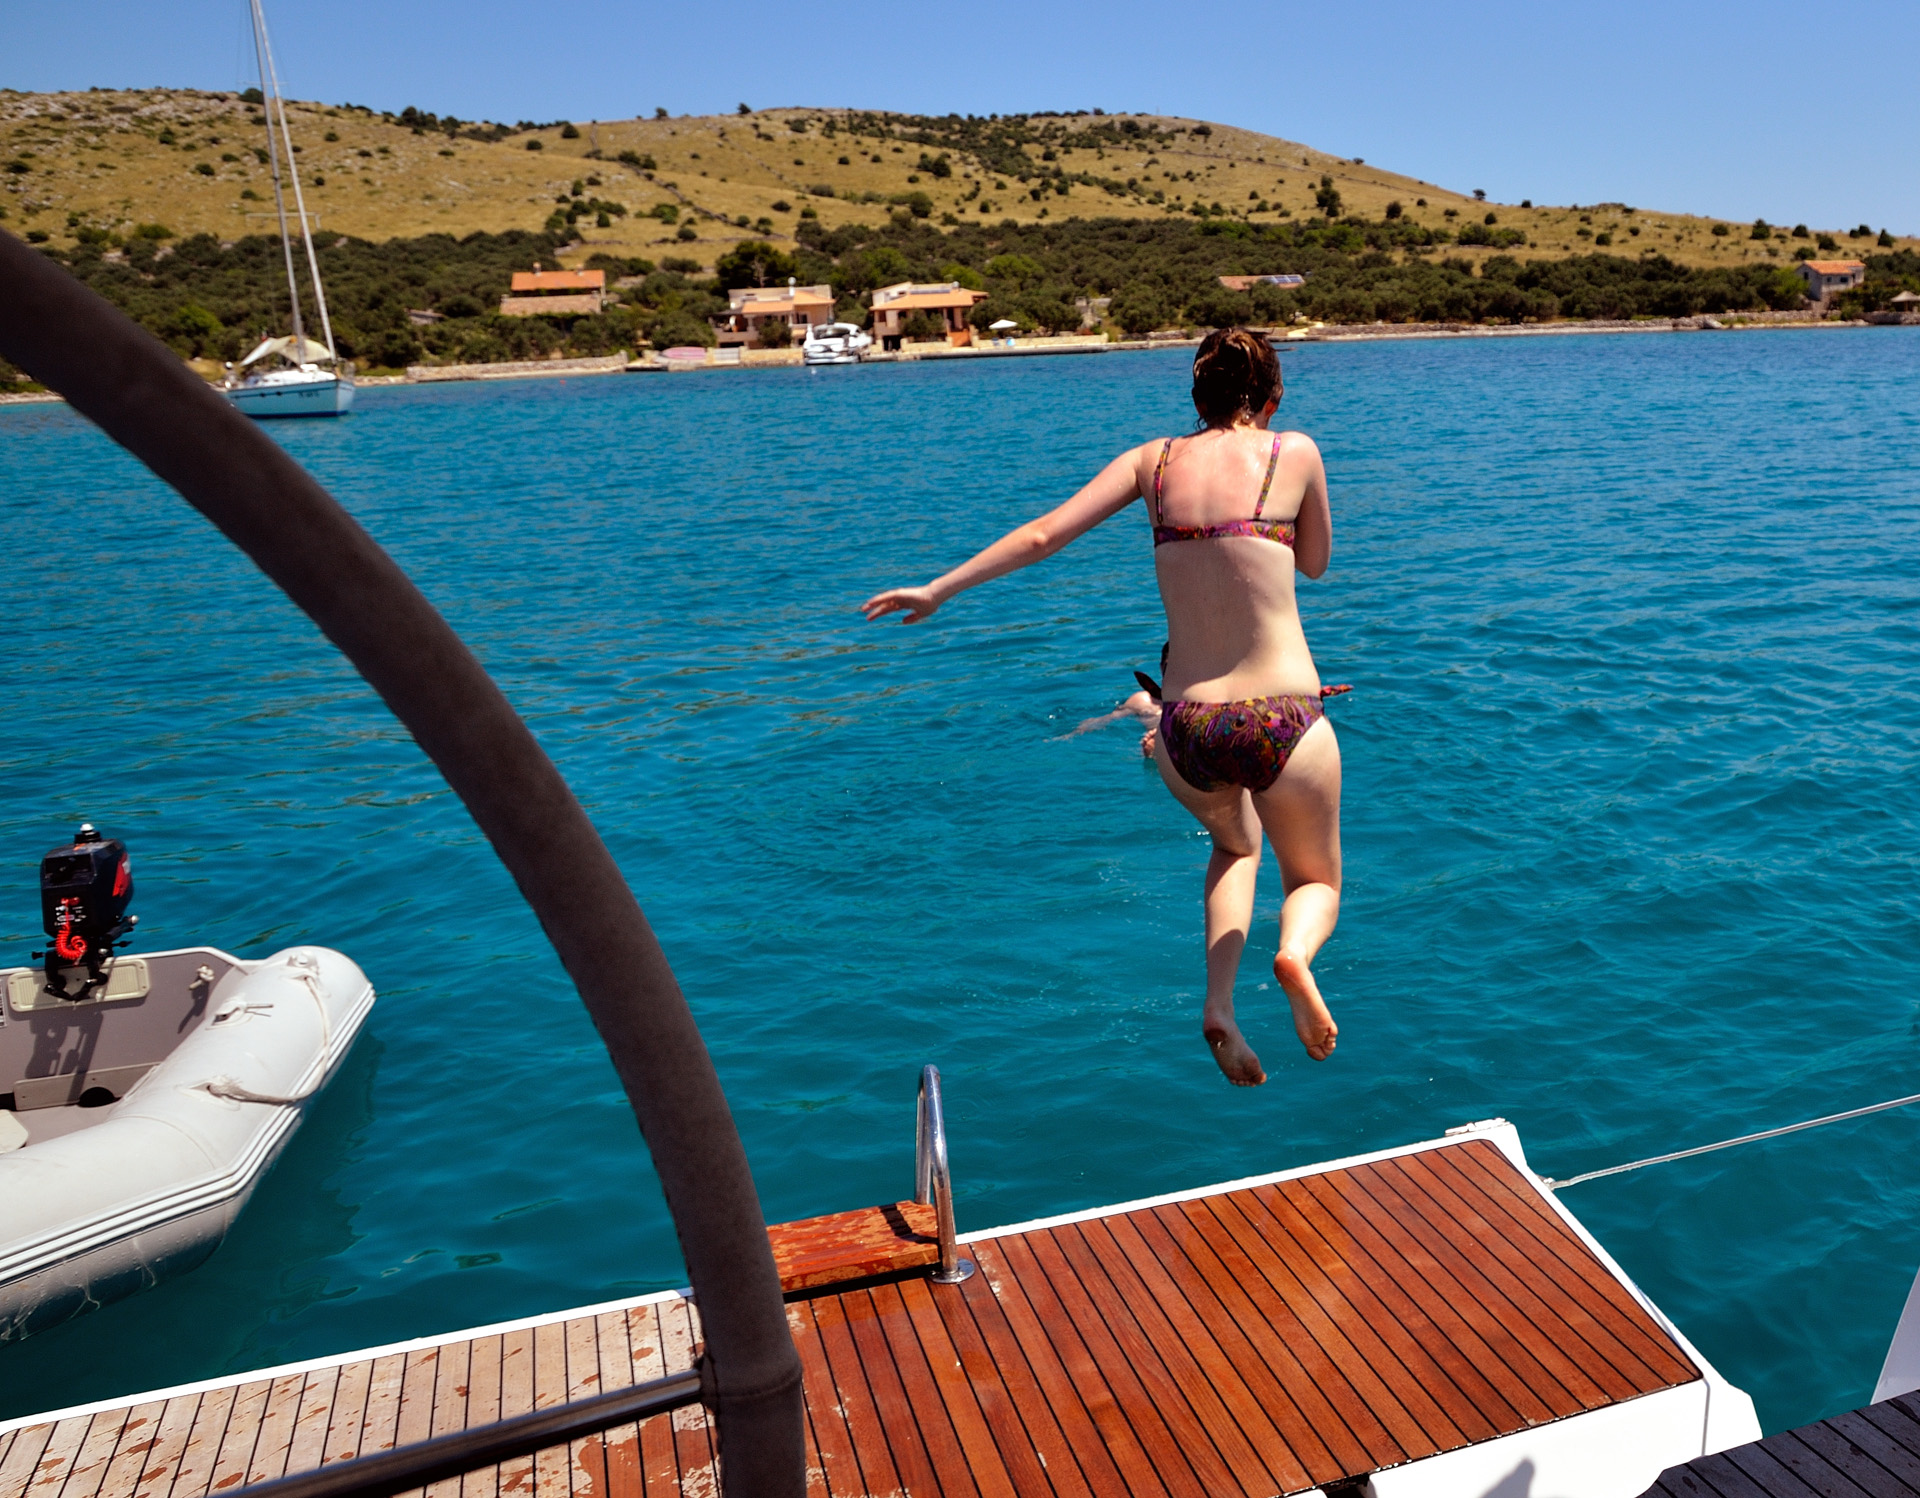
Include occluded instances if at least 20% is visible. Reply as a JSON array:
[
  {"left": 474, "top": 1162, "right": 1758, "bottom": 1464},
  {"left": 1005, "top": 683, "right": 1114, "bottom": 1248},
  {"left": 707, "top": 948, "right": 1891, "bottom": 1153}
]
[
  {"left": 802, "top": 322, "right": 873, "bottom": 366},
  {"left": 224, "top": 336, "right": 355, "bottom": 418},
  {"left": 0, "top": 825, "right": 374, "bottom": 1341}
]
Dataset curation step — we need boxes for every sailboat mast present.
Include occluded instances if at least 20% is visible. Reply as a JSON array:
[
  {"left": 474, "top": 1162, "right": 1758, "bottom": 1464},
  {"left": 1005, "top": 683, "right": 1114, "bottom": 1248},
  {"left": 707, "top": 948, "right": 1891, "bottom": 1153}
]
[
  {"left": 255, "top": 0, "right": 337, "bottom": 361},
  {"left": 247, "top": 0, "right": 304, "bottom": 352}
]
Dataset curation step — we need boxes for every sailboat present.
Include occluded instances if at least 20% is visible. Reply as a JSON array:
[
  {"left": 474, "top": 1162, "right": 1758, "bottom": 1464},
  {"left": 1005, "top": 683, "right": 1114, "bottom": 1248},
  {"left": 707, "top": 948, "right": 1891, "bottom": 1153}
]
[{"left": 222, "top": 0, "right": 354, "bottom": 418}]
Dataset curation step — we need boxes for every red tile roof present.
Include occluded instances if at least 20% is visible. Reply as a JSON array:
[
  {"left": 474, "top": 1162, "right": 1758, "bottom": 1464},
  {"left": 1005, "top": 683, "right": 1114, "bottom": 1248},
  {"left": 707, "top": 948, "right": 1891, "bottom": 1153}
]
[
  {"left": 1800, "top": 260, "right": 1865, "bottom": 275},
  {"left": 510, "top": 269, "right": 606, "bottom": 293}
]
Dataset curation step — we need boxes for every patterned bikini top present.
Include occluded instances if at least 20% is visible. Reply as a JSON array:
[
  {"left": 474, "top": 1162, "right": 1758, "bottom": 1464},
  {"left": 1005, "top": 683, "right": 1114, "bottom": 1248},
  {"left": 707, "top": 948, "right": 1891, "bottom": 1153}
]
[{"left": 1149, "top": 434, "right": 1295, "bottom": 548}]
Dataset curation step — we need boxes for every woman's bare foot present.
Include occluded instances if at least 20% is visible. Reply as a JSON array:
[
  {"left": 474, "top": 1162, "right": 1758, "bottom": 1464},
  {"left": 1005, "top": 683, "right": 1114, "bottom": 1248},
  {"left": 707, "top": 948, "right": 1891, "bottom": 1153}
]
[
  {"left": 1203, "top": 1016, "right": 1267, "bottom": 1086},
  {"left": 1274, "top": 949, "right": 1337, "bottom": 1060}
]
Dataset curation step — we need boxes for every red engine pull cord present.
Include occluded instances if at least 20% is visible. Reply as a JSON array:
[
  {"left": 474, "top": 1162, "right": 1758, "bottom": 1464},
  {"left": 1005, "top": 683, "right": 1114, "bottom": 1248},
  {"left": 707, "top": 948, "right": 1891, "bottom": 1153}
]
[{"left": 54, "top": 900, "right": 88, "bottom": 963}]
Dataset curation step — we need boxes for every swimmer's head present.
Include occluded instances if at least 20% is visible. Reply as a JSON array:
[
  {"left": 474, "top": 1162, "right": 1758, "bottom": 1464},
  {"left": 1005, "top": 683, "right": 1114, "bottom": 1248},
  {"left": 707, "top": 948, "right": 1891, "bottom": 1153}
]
[{"left": 1191, "top": 328, "right": 1280, "bottom": 431}]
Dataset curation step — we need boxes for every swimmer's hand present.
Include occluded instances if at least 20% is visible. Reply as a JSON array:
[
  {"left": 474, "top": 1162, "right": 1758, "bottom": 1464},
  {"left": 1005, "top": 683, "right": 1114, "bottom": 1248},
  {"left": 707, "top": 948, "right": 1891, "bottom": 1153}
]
[{"left": 861, "top": 586, "right": 940, "bottom": 624}]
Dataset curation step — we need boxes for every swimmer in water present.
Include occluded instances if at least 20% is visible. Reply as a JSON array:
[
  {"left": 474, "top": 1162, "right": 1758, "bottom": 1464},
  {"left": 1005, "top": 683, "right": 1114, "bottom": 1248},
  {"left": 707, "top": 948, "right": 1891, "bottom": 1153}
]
[
  {"left": 1061, "top": 664, "right": 1164, "bottom": 757},
  {"left": 863, "top": 329, "right": 1343, "bottom": 1085}
]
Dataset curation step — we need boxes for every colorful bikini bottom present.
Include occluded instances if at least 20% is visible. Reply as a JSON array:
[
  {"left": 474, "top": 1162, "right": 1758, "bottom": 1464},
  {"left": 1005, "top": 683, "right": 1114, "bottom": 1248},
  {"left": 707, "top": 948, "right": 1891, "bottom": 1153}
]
[{"left": 1158, "top": 689, "right": 1342, "bottom": 793}]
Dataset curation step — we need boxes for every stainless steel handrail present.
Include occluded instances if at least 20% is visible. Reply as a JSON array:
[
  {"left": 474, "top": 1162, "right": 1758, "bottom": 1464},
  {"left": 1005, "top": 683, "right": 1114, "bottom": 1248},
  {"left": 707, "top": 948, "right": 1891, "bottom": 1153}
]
[{"left": 915, "top": 1065, "right": 975, "bottom": 1284}]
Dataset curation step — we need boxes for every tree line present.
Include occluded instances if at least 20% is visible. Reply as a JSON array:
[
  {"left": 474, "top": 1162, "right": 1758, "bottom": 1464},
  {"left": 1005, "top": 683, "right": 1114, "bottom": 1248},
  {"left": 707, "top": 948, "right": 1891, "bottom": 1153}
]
[{"left": 4, "top": 210, "right": 1850, "bottom": 380}]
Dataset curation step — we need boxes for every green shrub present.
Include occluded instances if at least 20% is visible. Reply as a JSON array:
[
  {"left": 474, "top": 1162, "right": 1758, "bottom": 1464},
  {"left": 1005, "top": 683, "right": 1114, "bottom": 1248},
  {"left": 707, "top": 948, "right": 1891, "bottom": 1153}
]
[
  {"left": 1712, "top": 223, "right": 1729, "bottom": 237},
  {"left": 617, "top": 150, "right": 657, "bottom": 170},
  {"left": 1750, "top": 219, "right": 1770, "bottom": 239},
  {"left": 193, "top": 162, "right": 215, "bottom": 176},
  {"left": 526, "top": 138, "right": 543, "bottom": 151},
  {"left": 676, "top": 224, "right": 696, "bottom": 241},
  {"left": 560, "top": 123, "right": 580, "bottom": 139}
]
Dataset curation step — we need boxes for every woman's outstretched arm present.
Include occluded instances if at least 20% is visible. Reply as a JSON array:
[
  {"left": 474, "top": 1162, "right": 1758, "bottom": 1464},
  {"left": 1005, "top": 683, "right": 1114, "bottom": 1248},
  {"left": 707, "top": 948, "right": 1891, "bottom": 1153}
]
[{"left": 861, "top": 446, "right": 1149, "bottom": 624}]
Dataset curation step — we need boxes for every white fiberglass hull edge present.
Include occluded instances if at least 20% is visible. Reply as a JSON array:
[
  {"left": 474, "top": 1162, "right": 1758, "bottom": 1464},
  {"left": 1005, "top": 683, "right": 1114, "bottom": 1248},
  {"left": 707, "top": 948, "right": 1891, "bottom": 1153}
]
[
  {"left": 0, "top": 947, "right": 374, "bottom": 1340},
  {"left": 226, "top": 378, "right": 354, "bottom": 418}
]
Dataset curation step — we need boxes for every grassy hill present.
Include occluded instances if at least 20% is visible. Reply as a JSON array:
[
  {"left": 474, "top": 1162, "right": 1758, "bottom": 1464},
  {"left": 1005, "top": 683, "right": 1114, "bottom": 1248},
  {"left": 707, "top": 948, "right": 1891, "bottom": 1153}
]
[{"left": 4, "top": 88, "right": 1907, "bottom": 271}]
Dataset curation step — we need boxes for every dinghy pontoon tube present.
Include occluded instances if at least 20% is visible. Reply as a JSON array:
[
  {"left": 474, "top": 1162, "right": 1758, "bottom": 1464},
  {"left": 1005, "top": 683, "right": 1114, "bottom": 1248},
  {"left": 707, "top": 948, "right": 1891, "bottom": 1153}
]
[{"left": 0, "top": 940, "right": 374, "bottom": 1340}]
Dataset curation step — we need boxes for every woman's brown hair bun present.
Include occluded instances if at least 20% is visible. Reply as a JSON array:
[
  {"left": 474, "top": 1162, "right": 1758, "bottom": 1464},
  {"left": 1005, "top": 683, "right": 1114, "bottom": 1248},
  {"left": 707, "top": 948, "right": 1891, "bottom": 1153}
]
[{"left": 1191, "top": 327, "right": 1280, "bottom": 430}]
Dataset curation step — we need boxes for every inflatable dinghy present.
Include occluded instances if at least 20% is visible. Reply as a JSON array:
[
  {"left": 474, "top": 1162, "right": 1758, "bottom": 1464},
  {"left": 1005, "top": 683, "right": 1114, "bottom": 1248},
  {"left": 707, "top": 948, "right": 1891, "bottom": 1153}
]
[{"left": 0, "top": 827, "right": 374, "bottom": 1340}]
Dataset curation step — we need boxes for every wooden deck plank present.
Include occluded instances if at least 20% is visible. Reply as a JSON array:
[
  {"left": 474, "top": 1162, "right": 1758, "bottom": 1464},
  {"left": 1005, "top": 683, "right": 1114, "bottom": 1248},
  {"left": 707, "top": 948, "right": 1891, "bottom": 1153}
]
[
  {"left": 357, "top": 1356, "right": 408, "bottom": 1461},
  {"left": 495, "top": 1329, "right": 535, "bottom": 1498},
  {"left": 1091, "top": 1209, "right": 1319, "bottom": 1491},
  {"left": 902, "top": 1276, "right": 1061, "bottom": 1498},
  {"left": 395, "top": 1352, "right": 440, "bottom": 1452},
  {"left": 1052, "top": 1218, "right": 1287, "bottom": 1497},
  {"left": 1189, "top": 1190, "right": 1444, "bottom": 1462},
  {"left": 0, "top": 1424, "right": 56, "bottom": 1498},
  {"left": 1269, "top": 1174, "right": 1520, "bottom": 1439},
  {"left": 946, "top": 1255, "right": 1107, "bottom": 1498},
  {"left": 530, "top": 1320, "right": 571, "bottom": 1498},
  {"left": 1720, "top": 1439, "right": 1848, "bottom": 1498},
  {"left": 241, "top": 1376, "right": 307, "bottom": 1486},
  {"left": 563, "top": 1315, "right": 606, "bottom": 1498},
  {"left": 133, "top": 1400, "right": 204, "bottom": 1498},
  {"left": 973, "top": 1233, "right": 1172, "bottom": 1498},
  {"left": 870, "top": 1280, "right": 994, "bottom": 1497},
  {"left": 282, "top": 1369, "right": 338, "bottom": 1481},
  {"left": 457, "top": 1336, "right": 503, "bottom": 1498},
  {"left": 786, "top": 1303, "right": 864, "bottom": 1498},
  {"left": 1112, "top": 1204, "right": 1353, "bottom": 1483},
  {"left": 1396, "top": 1150, "right": 1680, "bottom": 1392},
  {"left": 1442, "top": 1144, "right": 1701, "bottom": 1382},
  {"left": 6, "top": 1421, "right": 69, "bottom": 1498},
  {"left": 1148, "top": 1199, "right": 1400, "bottom": 1474},
  {"left": 1854, "top": 1402, "right": 1920, "bottom": 1464},
  {"left": 997, "top": 1230, "right": 1197, "bottom": 1498},
  {"left": 165, "top": 1387, "right": 238, "bottom": 1498},
  {"left": 808, "top": 1291, "right": 911, "bottom": 1498},
  {"left": 588, "top": 1313, "right": 643, "bottom": 1498},
  {"left": 207, "top": 1381, "right": 276, "bottom": 1495},
  {"left": 321, "top": 1359, "right": 372, "bottom": 1468},
  {"left": 49, "top": 1411, "right": 126, "bottom": 1498},
  {"left": 1785, "top": 1419, "right": 1920, "bottom": 1496},
  {"left": 1824, "top": 1408, "right": 1920, "bottom": 1484},
  {"left": 1336, "top": 1163, "right": 1616, "bottom": 1411},
  {"left": 654, "top": 1298, "right": 716, "bottom": 1493},
  {"left": 838, "top": 1286, "right": 950, "bottom": 1497},
  {"left": 622, "top": 1307, "right": 681, "bottom": 1498},
  {"left": 420, "top": 1338, "right": 471, "bottom": 1498},
  {"left": 768, "top": 1202, "right": 940, "bottom": 1294},
  {"left": 93, "top": 1402, "right": 169, "bottom": 1498},
  {"left": 1298, "top": 1168, "right": 1566, "bottom": 1424},
  {"left": 1231, "top": 1184, "right": 1483, "bottom": 1452}
]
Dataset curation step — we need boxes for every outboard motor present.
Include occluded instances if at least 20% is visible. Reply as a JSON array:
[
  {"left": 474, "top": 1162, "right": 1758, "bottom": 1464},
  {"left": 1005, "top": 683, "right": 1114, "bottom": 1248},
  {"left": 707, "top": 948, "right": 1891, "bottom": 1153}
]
[{"left": 36, "top": 824, "right": 137, "bottom": 999}]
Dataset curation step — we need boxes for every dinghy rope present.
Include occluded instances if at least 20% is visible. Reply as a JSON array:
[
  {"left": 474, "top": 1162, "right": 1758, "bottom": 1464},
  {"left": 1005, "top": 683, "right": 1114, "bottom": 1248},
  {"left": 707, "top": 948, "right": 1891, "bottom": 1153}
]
[{"left": 1543, "top": 1089, "right": 1920, "bottom": 1190}]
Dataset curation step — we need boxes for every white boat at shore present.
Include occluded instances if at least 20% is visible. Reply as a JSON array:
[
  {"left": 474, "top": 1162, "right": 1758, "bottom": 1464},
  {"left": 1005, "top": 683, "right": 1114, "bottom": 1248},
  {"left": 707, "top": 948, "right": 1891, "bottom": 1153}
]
[
  {"left": 802, "top": 322, "right": 873, "bottom": 365},
  {"left": 222, "top": 0, "right": 351, "bottom": 421},
  {"left": 225, "top": 336, "right": 355, "bottom": 417}
]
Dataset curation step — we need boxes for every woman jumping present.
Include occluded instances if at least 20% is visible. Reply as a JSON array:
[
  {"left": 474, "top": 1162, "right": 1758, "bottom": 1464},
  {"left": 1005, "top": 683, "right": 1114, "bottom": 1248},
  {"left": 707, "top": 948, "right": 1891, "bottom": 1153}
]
[{"left": 862, "top": 330, "right": 1342, "bottom": 1086}]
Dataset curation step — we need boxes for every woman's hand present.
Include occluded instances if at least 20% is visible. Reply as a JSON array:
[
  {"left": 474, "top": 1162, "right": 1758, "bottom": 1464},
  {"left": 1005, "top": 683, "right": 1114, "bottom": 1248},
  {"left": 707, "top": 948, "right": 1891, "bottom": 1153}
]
[{"left": 861, "top": 586, "right": 940, "bottom": 624}]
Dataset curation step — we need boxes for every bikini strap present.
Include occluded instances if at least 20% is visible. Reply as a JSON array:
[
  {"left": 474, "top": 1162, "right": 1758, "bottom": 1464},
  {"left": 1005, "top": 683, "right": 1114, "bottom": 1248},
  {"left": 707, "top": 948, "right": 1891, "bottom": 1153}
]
[
  {"left": 1251, "top": 435, "right": 1283, "bottom": 519},
  {"left": 1149, "top": 437, "right": 1174, "bottom": 525}
]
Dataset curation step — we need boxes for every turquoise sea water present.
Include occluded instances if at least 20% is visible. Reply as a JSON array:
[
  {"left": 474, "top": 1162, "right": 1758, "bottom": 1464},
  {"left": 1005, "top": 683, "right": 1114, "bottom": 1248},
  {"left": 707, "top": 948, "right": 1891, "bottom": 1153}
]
[{"left": 1, "top": 330, "right": 1917, "bottom": 1435}]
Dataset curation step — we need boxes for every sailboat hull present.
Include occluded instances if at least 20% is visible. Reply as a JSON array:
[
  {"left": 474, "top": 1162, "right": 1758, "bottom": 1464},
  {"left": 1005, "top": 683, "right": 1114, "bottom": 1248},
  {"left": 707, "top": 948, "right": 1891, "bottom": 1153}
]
[{"left": 226, "top": 375, "right": 355, "bottom": 419}]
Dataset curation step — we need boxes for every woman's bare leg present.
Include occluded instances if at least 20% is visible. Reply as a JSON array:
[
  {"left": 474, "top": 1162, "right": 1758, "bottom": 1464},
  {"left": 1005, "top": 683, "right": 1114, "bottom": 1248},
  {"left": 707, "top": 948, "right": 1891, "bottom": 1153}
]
[
  {"left": 1154, "top": 738, "right": 1268, "bottom": 1085},
  {"left": 1252, "top": 716, "right": 1343, "bottom": 1060}
]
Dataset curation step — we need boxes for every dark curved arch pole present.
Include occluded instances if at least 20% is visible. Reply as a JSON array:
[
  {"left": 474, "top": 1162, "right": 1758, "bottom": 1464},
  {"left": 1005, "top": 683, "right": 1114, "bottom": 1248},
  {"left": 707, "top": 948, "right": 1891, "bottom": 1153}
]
[{"left": 0, "top": 231, "right": 803, "bottom": 1495}]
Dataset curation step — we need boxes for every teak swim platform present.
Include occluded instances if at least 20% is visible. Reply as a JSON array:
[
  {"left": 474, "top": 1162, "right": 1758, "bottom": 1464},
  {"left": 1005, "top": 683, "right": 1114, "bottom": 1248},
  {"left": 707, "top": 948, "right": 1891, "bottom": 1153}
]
[{"left": 0, "top": 1121, "right": 1761, "bottom": 1498}]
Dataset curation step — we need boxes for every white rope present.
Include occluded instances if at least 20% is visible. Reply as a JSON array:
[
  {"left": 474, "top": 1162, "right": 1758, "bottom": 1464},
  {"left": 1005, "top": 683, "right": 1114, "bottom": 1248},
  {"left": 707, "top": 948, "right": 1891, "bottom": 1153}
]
[
  {"left": 1543, "top": 1090, "right": 1920, "bottom": 1190},
  {"left": 199, "top": 1075, "right": 323, "bottom": 1106}
]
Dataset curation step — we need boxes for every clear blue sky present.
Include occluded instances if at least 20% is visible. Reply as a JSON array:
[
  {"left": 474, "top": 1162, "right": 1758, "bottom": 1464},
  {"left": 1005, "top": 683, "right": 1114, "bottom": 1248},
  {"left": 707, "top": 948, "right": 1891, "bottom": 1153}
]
[{"left": 9, "top": 0, "right": 1917, "bottom": 234}]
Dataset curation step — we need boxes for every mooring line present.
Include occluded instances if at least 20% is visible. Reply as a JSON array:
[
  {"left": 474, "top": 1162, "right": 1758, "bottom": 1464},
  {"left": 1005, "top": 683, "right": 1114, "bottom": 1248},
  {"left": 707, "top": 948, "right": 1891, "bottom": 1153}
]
[{"left": 1542, "top": 1090, "right": 1920, "bottom": 1190}]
